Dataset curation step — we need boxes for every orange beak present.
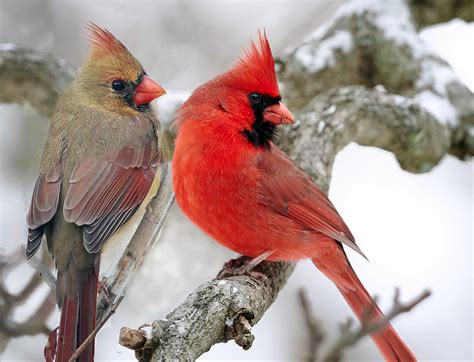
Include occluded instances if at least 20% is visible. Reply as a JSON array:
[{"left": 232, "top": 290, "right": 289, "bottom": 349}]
[
  {"left": 133, "top": 76, "right": 166, "bottom": 106},
  {"left": 263, "top": 102, "right": 295, "bottom": 125}
]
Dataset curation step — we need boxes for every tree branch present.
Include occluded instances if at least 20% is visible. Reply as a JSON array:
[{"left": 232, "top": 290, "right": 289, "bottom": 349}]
[
  {"left": 120, "top": 259, "right": 295, "bottom": 360},
  {"left": 408, "top": 0, "right": 474, "bottom": 29},
  {"left": 298, "top": 289, "right": 325, "bottom": 362},
  {"left": 277, "top": 0, "right": 473, "bottom": 159},
  {"left": 0, "top": 43, "right": 75, "bottom": 117}
]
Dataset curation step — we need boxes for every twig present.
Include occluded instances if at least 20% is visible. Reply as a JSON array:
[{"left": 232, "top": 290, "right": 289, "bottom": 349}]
[
  {"left": 96, "top": 163, "right": 175, "bottom": 322},
  {"left": 0, "top": 249, "right": 56, "bottom": 351},
  {"left": 23, "top": 247, "right": 57, "bottom": 294},
  {"left": 323, "top": 289, "right": 431, "bottom": 361},
  {"left": 68, "top": 294, "right": 125, "bottom": 362},
  {"left": 298, "top": 289, "right": 325, "bottom": 362}
]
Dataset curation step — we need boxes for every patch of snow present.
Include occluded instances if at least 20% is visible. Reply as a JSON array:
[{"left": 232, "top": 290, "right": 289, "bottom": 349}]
[
  {"left": 155, "top": 90, "right": 191, "bottom": 125},
  {"left": 468, "top": 127, "right": 474, "bottom": 138},
  {"left": 332, "top": 0, "right": 466, "bottom": 126},
  {"left": 322, "top": 104, "right": 336, "bottom": 116},
  {"left": 414, "top": 90, "right": 458, "bottom": 126},
  {"left": 390, "top": 93, "right": 415, "bottom": 108},
  {"left": 231, "top": 286, "right": 239, "bottom": 294},
  {"left": 375, "top": 84, "right": 387, "bottom": 93},
  {"left": 295, "top": 31, "right": 353, "bottom": 73},
  {"left": 420, "top": 19, "right": 474, "bottom": 92},
  {"left": 317, "top": 120, "right": 326, "bottom": 133},
  {"left": 0, "top": 43, "right": 18, "bottom": 51},
  {"left": 335, "top": 0, "right": 427, "bottom": 56},
  {"left": 176, "top": 323, "right": 186, "bottom": 335},
  {"left": 217, "top": 280, "right": 227, "bottom": 286},
  {"left": 416, "top": 59, "right": 458, "bottom": 95}
]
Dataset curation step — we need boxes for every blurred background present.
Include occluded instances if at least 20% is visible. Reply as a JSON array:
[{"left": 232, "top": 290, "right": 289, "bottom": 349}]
[{"left": 0, "top": 0, "right": 472, "bottom": 360}]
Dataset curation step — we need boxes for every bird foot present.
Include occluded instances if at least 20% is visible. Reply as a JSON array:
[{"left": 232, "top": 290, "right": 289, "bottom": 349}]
[
  {"left": 98, "top": 278, "right": 112, "bottom": 307},
  {"left": 44, "top": 327, "right": 58, "bottom": 362},
  {"left": 216, "top": 256, "right": 269, "bottom": 283},
  {"left": 217, "top": 251, "right": 274, "bottom": 281}
]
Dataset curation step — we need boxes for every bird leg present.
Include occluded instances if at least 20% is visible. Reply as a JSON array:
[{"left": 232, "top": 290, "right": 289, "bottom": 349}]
[
  {"left": 217, "top": 251, "right": 274, "bottom": 279},
  {"left": 98, "top": 277, "right": 112, "bottom": 308}
]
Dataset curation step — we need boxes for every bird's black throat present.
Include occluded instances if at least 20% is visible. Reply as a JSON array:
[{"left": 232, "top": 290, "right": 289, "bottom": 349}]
[
  {"left": 242, "top": 121, "right": 276, "bottom": 149},
  {"left": 242, "top": 93, "right": 281, "bottom": 149}
]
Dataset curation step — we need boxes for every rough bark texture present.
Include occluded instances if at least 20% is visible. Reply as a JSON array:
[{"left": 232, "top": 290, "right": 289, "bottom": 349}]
[
  {"left": 134, "top": 260, "right": 295, "bottom": 361},
  {"left": 409, "top": 0, "right": 474, "bottom": 28}
]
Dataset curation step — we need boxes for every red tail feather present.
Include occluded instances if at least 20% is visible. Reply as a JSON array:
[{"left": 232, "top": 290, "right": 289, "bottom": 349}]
[
  {"left": 312, "top": 257, "right": 416, "bottom": 361},
  {"left": 55, "top": 263, "right": 99, "bottom": 362}
]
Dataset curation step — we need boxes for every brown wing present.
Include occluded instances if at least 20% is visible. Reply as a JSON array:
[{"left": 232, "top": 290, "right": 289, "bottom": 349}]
[
  {"left": 26, "top": 167, "right": 61, "bottom": 258},
  {"left": 64, "top": 135, "right": 159, "bottom": 253},
  {"left": 257, "top": 146, "right": 366, "bottom": 259}
]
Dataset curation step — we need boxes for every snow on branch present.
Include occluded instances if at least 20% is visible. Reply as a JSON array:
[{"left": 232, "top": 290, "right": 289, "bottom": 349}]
[{"left": 277, "top": 0, "right": 473, "bottom": 159}]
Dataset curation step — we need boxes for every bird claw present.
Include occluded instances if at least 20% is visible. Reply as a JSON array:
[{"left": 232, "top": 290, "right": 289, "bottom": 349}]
[
  {"left": 98, "top": 278, "right": 112, "bottom": 307},
  {"left": 216, "top": 257, "right": 269, "bottom": 283},
  {"left": 44, "top": 327, "right": 58, "bottom": 362}
]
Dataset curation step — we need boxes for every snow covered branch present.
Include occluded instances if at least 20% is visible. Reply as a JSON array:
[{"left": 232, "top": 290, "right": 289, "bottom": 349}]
[
  {"left": 0, "top": 43, "right": 75, "bottom": 117},
  {"left": 277, "top": 0, "right": 473, "bottom": 160},
  {"left": 0, "top": 250, "right": 55, "bottom": 352}
]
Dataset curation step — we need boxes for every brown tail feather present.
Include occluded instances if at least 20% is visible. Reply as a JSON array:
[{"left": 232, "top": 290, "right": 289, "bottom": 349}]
[
  {"left": 312, "top": 257, "right": 416, "bottom": 361},
  {"left": 55, "top": 263, "right": 99, "bottom": 362}
]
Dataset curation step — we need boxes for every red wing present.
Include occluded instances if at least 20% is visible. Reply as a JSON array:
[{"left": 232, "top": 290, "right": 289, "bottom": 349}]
[
  {"left": 26, "top": 166, "right": 61, "bottom": 258},
  {"left": 64, "top": 137, "right": 159, "bottom": 253},
  {"left": 257, "top": 146, "right": 366, "bottom": 258}
]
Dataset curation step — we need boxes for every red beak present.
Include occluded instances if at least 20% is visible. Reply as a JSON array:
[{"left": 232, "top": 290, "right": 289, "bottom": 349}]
[
  {"left": 133, "top": 76, "right": 166, "bottom": 106},
  {"left": 263, "top": 102, "right": 295, "bottom": 125}
]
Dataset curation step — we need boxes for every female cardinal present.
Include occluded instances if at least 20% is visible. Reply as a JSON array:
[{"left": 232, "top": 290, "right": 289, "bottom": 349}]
[
  {"left": 172, "top": 32, "right": 415, "bottom": 361},
  {"left": 26, "top": 24, "right": 166, "bottom": 361}
]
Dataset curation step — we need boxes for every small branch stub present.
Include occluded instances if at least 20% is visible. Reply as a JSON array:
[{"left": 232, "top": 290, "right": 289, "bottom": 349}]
[{"left": 119, "top": 327, "right": 147, "bottom": 350}]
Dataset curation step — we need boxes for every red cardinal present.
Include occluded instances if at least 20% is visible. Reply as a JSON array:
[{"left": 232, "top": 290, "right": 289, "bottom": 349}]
[
  {"left": 26, "top": 24, "right": 166, "bottom": 361},
  {"left": 172, "top": 32, "right": 415, "bottom": 361}
]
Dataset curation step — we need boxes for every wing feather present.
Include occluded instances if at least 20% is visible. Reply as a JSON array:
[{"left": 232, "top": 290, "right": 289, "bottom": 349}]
[
  {"left": 258, "top": 146, "right": 366, "bottom": 259},
  {"left": 64, "top": 135, "right": 159, "bottom": 253},
  {"left": 26, "top": 166, "right": 61, "bottom": 258}
]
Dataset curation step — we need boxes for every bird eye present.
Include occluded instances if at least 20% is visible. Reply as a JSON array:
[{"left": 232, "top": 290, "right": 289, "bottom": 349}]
[
  {"left": 111, "top": 79, "right": 125, "bottom": 92},
  {"left": 248, "top": 93, "right": 262, "bottom": 105}
]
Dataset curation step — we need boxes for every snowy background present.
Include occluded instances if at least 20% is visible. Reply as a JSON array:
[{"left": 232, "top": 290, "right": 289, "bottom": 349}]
[{"left": 0, "top": 0, "right": 472, "bottom": 360}]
